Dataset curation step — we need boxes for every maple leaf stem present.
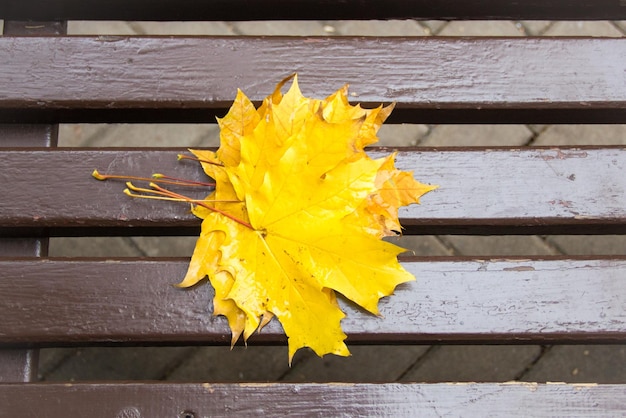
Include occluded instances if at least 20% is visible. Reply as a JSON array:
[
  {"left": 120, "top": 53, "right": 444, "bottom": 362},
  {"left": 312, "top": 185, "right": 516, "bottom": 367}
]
[
  {"left": 154, "top": 184, "right": 253, "bottom": 229},
  {"left": 123, "top": 190, "right": 227, "bottom": 203},
  {"left": 126, "top": 182, "right": 190, "bottom": 200},
  {"left": 92, "top": 169, "right": 215, "bottom": 188},
  {"left": 178, "top": 154, "right": 224, "bottom": 166},
  {"left": 125, "top": 181, "right": 255, "bottom": 230},
  {"left": 123, "top": 182, "right": 234, "bottom": 203},
  {"left": 152, "top": 174, "right": 215, "bottom": 187},
  {"left": 198, "top": 203, "right": 255, "bottom": 230},
  {"left": 163, "top": 184, "right": 255, "bottom": 230}
]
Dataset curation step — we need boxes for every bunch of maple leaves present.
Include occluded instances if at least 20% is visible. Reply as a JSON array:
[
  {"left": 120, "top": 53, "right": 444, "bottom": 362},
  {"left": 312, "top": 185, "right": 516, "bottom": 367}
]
[{"left": 96, "top": 75, "right": 436, "bottom": 362}]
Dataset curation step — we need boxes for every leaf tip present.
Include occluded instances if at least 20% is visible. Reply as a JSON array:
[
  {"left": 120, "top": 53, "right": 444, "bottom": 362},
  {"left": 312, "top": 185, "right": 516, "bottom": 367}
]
[{"left": 230, "top": 330, "right": 244, "bottom": 348}]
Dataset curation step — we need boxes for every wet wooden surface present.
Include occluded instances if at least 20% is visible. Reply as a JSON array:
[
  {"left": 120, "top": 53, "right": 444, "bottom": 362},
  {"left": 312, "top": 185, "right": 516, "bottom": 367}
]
[
  {"left": 2, "top": 3, "right": 626, "bottom": 415},
  {"left": 1, "top": 0, "right": 624, "bottom": 20},
  {"left": 1, "top": 37, "right": 625, "bottom": 123},
  {"left": 1, "top": 258, "right": 625, "bottom": 345},
  {"left": 1, "top": 382, "right": 625, "bottom": 417},
  {"left": 1, "top": 147, "right": 624, "bottom": 236}
]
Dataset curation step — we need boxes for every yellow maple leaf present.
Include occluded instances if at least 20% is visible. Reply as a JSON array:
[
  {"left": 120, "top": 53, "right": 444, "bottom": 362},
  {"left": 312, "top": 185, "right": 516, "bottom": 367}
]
[{"left": 178, "top": 75, "right": 437, "bottom": 362}]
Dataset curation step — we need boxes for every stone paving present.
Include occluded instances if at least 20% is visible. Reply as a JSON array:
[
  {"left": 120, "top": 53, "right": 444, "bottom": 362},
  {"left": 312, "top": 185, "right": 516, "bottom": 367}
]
[{"left": 38, "top": 19, "right": 626, "bottom": 383}]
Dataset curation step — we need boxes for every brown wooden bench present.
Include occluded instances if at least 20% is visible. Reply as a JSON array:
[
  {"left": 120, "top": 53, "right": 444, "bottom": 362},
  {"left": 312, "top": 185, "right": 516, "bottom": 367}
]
[{"left": 1, "top": 1, "right": 626, "bottom": 416}]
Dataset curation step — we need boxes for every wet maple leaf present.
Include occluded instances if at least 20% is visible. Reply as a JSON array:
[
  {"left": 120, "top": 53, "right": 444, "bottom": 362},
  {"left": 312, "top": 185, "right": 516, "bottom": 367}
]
[{"left": 177, "top": 75, "right": 437, "bottom": 362}]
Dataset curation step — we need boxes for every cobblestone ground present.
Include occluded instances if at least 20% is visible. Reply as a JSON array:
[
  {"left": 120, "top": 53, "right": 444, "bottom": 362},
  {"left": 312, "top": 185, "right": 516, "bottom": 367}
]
[{"left": 39, "top": 19, "right": 626, "bottom": 383}]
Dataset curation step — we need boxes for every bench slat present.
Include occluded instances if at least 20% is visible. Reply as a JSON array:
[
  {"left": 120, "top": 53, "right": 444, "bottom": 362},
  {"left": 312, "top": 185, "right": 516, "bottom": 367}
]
[
  {"left": 1, "top": 148, "right": 624, "bottom": 236},
  {"left": 1, "top": 258, "right": 625, "bottom": 345},
  {"left": 1, "top": 37, "right": 625, "bottom": 123},
  {"left": 1, "top": 382, "right": 625, "bottom": 417},
  {"left": 1, "top": 0, "right": 624, "bottom": 21}
]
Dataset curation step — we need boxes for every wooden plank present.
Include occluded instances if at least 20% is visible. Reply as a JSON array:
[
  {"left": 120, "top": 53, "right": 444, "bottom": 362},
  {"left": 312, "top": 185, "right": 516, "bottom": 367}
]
[
  {"left": 1, "top": 148, "right": 624, "bottom": 236},
  {"left": 1, "top": 258, "right": 625, "bottom": 345},
  {"left": 1, "top": 382, "right": 625, "bottom": 417},
  {"left": 0, "top": 0, "right": 623, "bottom": 21},
  {"left": 1, "top": 37, "right": 625, "bottom": 123}
]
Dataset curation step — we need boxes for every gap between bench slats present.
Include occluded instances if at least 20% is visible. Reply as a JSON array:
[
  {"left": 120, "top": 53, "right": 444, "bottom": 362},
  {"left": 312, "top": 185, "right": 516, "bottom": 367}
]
[
  {"left": 0, "top": 382, "right": 625, "bottom": 417},
  {"left": 1, "top": 0, "right": 624, "bottom": 21},
  {"left": 1, "top": 258, "right": 625, "bottom": 345},
  {"left": 1, "top": 37, "right": 625, "bottom": 123},
  {"left": 0, "top": 148, "right": 624, "bottom": 236}
]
